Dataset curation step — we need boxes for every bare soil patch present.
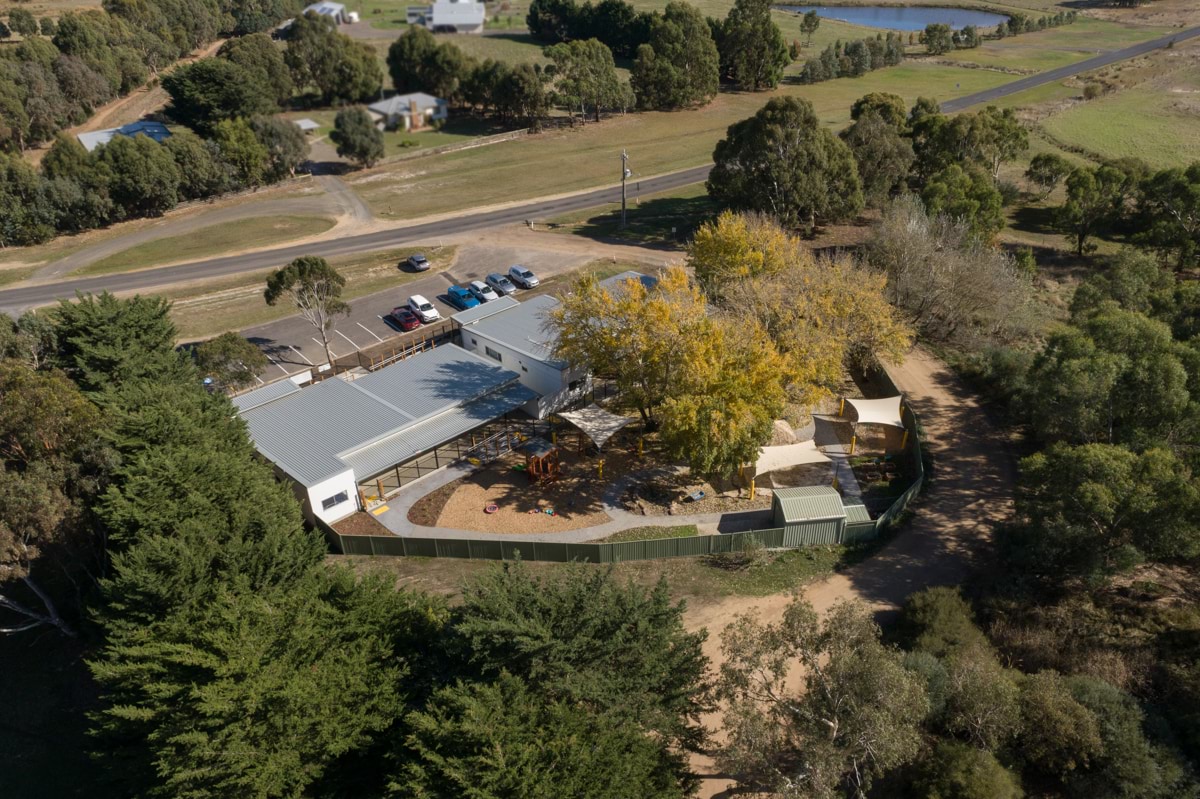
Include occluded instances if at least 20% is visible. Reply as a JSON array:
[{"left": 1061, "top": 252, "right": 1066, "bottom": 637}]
[
  {"left": 333, "top": 511, "right": 391, "bottom": 536},
  {"left": 619, "top": 473, "right": 772, "bottom": 517}
]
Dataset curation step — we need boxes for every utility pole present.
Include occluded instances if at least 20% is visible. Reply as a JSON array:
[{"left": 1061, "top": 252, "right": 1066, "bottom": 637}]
[{"left": 620, "top": 149, "right": 631, "bottom": 229}]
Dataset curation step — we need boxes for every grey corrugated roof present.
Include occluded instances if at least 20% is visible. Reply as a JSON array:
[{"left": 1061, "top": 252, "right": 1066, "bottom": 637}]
[
  {"left": 237, "top": 344, "right": 524, "bottom": 486},
  {"left": 774, "top": 486, "right": 847, "bottom": 522},
  {"left": 368, "top": 93, "right": 445, "bottom": 117},
  {"left": 600, "top": 270, "right": 657, "bottom": 291},
  {"left": 452, "top": 295, "right": 519, "bottom": 325},
  {"left": 231, "top": 379, "right": 302, "bottom": 412},
  {"left": 466, "top": 294, "right": 564, "bottom": 365},
  {"left": 343, "top": 382, "right": 536, "bottom": 479},
  {"left": 844, "top": 504, "right": 872, "bottom": 523}
]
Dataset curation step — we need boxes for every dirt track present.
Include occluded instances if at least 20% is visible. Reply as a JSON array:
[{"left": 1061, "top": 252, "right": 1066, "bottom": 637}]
[{"left": 683, "top": 347, "right": 1017, "bottom": 797}]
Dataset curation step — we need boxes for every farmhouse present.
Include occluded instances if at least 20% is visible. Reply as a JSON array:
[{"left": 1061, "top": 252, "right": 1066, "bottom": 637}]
[
  {"left": 233, "top": 344, "right": 536, "bottom": 523},
  {"left": 406, "top": 0, "right": 486, "bottom": 33},
  {"left": 368, "top": 93, "right": 449, "bottom": 131},
  {"left": 77, "top": 120, "right": 171, "bottom": 153}
]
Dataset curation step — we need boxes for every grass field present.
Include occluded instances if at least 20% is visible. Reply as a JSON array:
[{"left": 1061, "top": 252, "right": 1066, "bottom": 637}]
[
  {"left": 936, "top": 17, "right": 1172, "bottom": 73},
  {"left": 80, "top": 216, "right": 337, "bottom": 276},
  {"left": 165, "top": 245, "right": 453, "bottom": 339},
  {"left": 0, "top": 266, "right": 37, "bottom": 287},
  {"left": 545, "top": 182, "right": 717, "bottom": 246},
  {"left": 349, "top": 61, "right": 1014, "bottom": 219},
  {"left": 596, "top": 524, "right": 700, "bottom": 543}
]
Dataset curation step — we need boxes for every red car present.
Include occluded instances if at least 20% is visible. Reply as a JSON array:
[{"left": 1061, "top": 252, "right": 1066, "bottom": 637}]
[{"left": 391, "top": 307, "right": 422, "bottom": 331}]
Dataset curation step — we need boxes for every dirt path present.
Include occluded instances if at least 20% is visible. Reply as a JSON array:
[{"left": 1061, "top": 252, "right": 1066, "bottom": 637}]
[{"left": 682, "top": 347, "right": 1017, "bottom": 797}]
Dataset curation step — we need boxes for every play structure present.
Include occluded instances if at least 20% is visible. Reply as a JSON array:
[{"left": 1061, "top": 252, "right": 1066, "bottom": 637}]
[
  {"left": 558, "top": 404, "right": 632, "bottom": 453},
  {"left": 840, "top": 395, "right": 908, "bottom": 453},
  {"left": 518, "top": 437, "right": 561, "bottom": 483}
]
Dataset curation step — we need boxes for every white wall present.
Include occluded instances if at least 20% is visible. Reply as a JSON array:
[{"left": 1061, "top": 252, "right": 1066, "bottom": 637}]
[
  {"left": 306, "top": 469, "right": 359, "bottom": 525},
  {"left": 460, "top": 330, "right": 584, "bottom": 418}
]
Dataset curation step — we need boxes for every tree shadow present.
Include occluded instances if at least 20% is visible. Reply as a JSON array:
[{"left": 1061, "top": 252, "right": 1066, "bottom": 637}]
[{"left": 551, "top": 194, "right": 718, "bottom": 250}]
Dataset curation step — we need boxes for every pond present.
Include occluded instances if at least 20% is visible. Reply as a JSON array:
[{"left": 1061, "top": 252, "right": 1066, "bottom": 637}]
[{"left": 775, "top": 5, "right": 1008, "bottom": 31}]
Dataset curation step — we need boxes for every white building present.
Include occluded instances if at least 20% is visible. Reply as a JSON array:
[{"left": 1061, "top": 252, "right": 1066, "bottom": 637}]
[
  {"left": 367, "top": 93, "right": 449, "bottom": 131},
  {"left": 407, "top": 0, "right": 486, "bottom": 33},
  {"left": 303, "top": 1, "right": 349, "bottom": 24}
]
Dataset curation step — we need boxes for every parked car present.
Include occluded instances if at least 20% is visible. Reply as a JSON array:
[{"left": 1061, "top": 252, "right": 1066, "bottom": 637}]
[
  {"left": 508, "top": 265, "right": 539, "bottom": 289},
  {"left": 445, "top": 285, "right": 480, "bottom": 311},
  {"left": 468, "top": 280, "right": 499, "bottom": 303},
  {"left": 390, "top": 306, "right": 421, "bottom": 331},
  {"left": 405, "top": 253, "right": 430, "bottom": 271},
  {"left": 407, "top": 294, "right": 440, "bottom": 322},
  {"left": 486, "top": 272, "right": 518, "bottom": 296}
]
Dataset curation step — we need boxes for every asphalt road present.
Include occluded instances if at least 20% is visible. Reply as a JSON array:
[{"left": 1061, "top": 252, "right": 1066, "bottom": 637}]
[
  {"left": 941, "top": 26, "right": 1200, "bottom": 113},
  {"left": 0, "top": 165, "right": 713, "bottom": 313}
]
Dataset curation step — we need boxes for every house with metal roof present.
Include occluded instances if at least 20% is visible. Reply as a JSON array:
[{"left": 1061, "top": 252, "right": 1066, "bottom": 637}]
[
  {"left": 234, "top": 343, "right": 536, "bottom": 523},
  {"left": 407, "top": 0, "right": 485, "bottom": 33},
  {"left": 367, "top": 93, "right": 449, "bottom": 131},
  {"left": 77, "top": 120, "right": 171, "bottom": 153}
]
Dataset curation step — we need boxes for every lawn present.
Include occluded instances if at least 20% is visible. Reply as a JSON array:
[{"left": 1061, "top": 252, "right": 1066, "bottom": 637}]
[
  {"left": 545, "top": 182, "right": 718, "bottom": 246},
  {"left": 0, "top": 265, "right": 37, "bottom": 287},
  {"left": 80, "top": 216, "right": 337, "bottom": 276},
  {"left": 166, "top": 245, "right": 454, "bottom": 340},
  {"left": 596, "top": 524, "right": 700, "bottom": 543},
  {"left": 937, "top": 17, "right": 1171, "bottom": 73},
  {"left": 1039, "top": 62, "right": 1200, "bottom": 168},
  {"left": 348, "top": 61, "right": 1014, "bottom": 220}
]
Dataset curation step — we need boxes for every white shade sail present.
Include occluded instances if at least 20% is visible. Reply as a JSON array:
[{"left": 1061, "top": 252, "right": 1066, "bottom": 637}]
[
  {"left": 558, "top": 404, "right": 632, "bottom": 449},
  {"left": 845, "top": 396, "right": 905, "bottom": 429},
  {"left": 755, "top": 440, "right": 831, "bottom": 474}
]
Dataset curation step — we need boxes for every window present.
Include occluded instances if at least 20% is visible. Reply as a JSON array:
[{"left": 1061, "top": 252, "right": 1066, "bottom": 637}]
[
  {"left": 569, "top": 379, "right": 583, "bottom": 391},
  {"left": 321, "top": 491, "right": 349, "bottom": 511},
  {"left": 471, "top": 337, "right": 477, "bottom": 345},
  {"left": 485, "top": 346, "right": 502, "bottom": 362}
]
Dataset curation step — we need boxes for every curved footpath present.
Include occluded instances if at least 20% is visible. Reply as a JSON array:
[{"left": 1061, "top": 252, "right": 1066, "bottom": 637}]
[{"left": 685, "top": 346, "right": 1017, "bottom": 797}]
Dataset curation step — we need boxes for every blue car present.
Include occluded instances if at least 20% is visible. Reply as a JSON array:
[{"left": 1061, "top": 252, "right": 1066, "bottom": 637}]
[{"left": 446, "top": 285, "right": 480, "bottom": 311}]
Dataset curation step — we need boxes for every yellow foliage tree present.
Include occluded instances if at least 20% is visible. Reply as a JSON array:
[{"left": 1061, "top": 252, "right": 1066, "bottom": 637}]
[{"left": 688, "top": 210, "right": 795, "bottom": 302}]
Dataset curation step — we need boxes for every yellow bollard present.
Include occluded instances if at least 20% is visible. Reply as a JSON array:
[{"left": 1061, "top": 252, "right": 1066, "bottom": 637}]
[
  {"left": 839, "top": 398, "right": 845, "bottom": 417},
  {"left": 833, "top": 474, "right": 840, "bottom": 490},
  {"left": 902, "top": 429, "right": 909, "bottom": 448},
  {"left": 597, "top": 459, "right": 605, "bottom": 480},
  {"left": 638, "top": 437, "right": 644, "bottom": 457},
  {"left": 748, "top": 478, "right": 755, "bottom": 501},
  {"left": 551, "top": 431, "right": 557, "bottom": 446},
  {"left": 849, "top": 435, "right": 857, "bottom": 455}
]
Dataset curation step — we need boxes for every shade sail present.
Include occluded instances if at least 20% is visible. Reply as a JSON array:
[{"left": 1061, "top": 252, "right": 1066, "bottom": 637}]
[
  {"left": 558, "top": 404, "right": 632, "bottom": 449},
  {"left": 755, "top": 440, "right": 831, "bottom": 474},
  {"left": 845, "top": 396, "right": 905, "bottom": 429}
]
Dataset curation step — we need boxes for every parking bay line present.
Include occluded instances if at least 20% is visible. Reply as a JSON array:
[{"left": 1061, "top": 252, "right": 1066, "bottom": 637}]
[
  {"left": 357, "top": 321, "right": 384, "bottom": 342},
  {"left": 335, "top": 329, "right": 360, "bottom": 350},
  {"left": 292, "top": 344, "right": 316, "bottom": 365}
]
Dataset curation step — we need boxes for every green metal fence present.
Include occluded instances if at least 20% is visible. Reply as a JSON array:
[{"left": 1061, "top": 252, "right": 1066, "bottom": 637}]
[{"left": 321, "top": 365, "right": 927, "bottom": 562}]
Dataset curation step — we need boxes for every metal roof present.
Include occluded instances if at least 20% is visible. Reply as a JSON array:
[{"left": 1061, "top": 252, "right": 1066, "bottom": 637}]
[
  {"left": 237, "top": 344, "right": 525, "bottom": 486},
  {"left": 293, "top": 118, "right": 321, "bottom": 131},
  {"left": 466, "top": 294, "right": 564, "bottom": 365},
  {"left": 231, "top": 379, "right": 301, "bottom": 412},
  {"left": 844, "top": 504, "right": 872, "bottom": 523},
  {"left": 600, "top": 270, "right": 657, "bottom": 292},
  {"left": 452, "top": 295, "right": 519, "bottom": 325},
  {"left": 77, "top": 121, "right": 172, "bottom": 153},
  {"left": 368, "top": 93, "right": 446, "bottom": 117},
  {"left": 773, "top": 486, "right": 848, "bottom": 522}
]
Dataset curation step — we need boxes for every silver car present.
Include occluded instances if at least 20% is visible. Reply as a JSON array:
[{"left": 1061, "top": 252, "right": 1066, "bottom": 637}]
[
  {"left": 405, "top": 253, "right": 430, "bottom": 271},
  {"left": 485, "top": 272, "right": 518, "bottom": 296},
  {"left": 468, "top": 280, "right": 499, "bottom": 303},
  {"left": 508, "top": 264, "right": 539, "bottom": 289}
]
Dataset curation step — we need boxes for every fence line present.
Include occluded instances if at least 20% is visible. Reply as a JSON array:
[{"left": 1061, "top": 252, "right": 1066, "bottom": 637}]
[{"left": 320, "top": 364, "right": 927, "bottom": 562}]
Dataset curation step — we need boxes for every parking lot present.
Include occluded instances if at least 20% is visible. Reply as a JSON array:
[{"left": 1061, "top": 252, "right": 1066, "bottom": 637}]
[{"left": 239, "top": 243, "right": 600, "bottom": 382}]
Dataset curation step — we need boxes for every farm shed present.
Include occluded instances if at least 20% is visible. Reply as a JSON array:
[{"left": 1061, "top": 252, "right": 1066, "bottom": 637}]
[{"left": 771, "top": 486, "right": 864, "bottom": 546}]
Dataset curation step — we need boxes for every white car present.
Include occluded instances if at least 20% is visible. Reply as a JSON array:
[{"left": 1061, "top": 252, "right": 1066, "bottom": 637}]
[
  {"left": 486, "top": 273, "right": 518, "bottom": 296},
  {"left": 508, "top": 265, "right": 539, "bottom": 289},
  {"left": 468, "top": 280, "right": 499, "bottom": 303},
  {"left": 407, "top": 294, "right": 440, "bottom": 323}
]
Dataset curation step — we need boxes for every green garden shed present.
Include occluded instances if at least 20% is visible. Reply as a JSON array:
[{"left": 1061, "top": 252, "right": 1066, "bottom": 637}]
[{"left": 772, "top": 486, "right": 874, "bottom": 546}]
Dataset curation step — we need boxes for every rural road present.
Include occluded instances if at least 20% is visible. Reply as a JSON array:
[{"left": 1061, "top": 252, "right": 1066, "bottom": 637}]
[
  {"left": 941, "top": 25, "right": 1200, "bottom": 112},
  {"left": 0, "top": 165, "right": 712, "bottom": 314}
]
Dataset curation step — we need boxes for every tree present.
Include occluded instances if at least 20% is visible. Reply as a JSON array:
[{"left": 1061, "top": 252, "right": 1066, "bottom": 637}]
[
  {"left": 218, "top": 32, "right": 294, "bottom": 105},
  {"left": 264, "top": 256, "right": 350, "bottom": 367},
  {"left": 386, "top": 25, "right": 473, "bottom": 99},
  {"left": 9, "top": 8, "right": 38, "bottom": 36},
  {"left": 799, "top": 9, "right": 819, "bottom": 45},
  {"left": 330, "top": 106, "right": 384, "bottom": 168},
  {"left": 1017, "top": 671, "right": 1103, "bottom": 780},
  {"left": 719, "top": 598, "right": 928, "bottom": 798},
  {"left": 1026, "top": 152, "right": 1073, "bottom": 198},
  {"left": 51, "top": 292, "right": 187, "bottom": 394},
  {"left": 285, "top": 11, "right": 382, "bottom": 103},
  {"left": 897, "top": 587, "right": 990, "bottom": 659},
  {"left": 914, "top": 742, "right": 1024, "bottom": 799},
  {"left": 841, "top": 110, "right": 915, "bottom": 206},
  {"left": 960, "top": 106, "right": 1029, "bottom": 179},
  {"left": 687, "top": 209, "right": 793, "bottom": 301},
  {"left": 545, "top": 38, "right": 628, "bottom": 122},
  {"left": 164, "top": 129, "right": 227, "bottom": 199},
  {"left": 1136, "top": 162, "right": 1200, "bottom": 270},
  {"left": 867, "top": 196, "right": 1037, "bottom": 343},
  {"left": 212, "top": 118, "right": 270, "bottom": 188},
  {"left": 163, "top": 57, "right": 278, "bottom": 135},
  {"left": 940, "top": 645, "right": 1022, "bottom": 750},
  {"left": 494, "top": 62, "right": 549, "bottom": 128},
  {"left": 193, "top": 332, "right": 269, "bottom": 391},
  {"left": 40, "top": 16, "right": 57, "bottom": 36},
  {"left": 249, "top": 115, "right": 310, "bottom": 181},
  {"left": 631, "top": 2, "right": 719, "bottom": 109},
  {"left": 0, "top": 153, "right": 56, "bottom": 246},
  {"left": 1006, "top": 443, "right": 1200, "bottom": 580},
  {"left": 921, "top": 163, "right": 1005, "bottom": 240},
  {"left": 850, "top": 91, "right": 907, "bottom": 128},
  {"left": 708, "top": 96, "right": 863, "bottom": 231},
  {"left": 97, "top": 134, "right": 181, "bottom": 219},
  {"left": 719, "top": 0, "right": 789, "bottom": 90},
  {"left": 452, "top": 562, "right": 709, "bottom": 767},
  {"left": 398, "top": 673, "right": 686, "bottom": 799},
  {"left": 549, "top": 267, "right": 711, "bottom": 425},
  {"left": 925, "top": 22, "right": 954, "bottom": 54}
]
